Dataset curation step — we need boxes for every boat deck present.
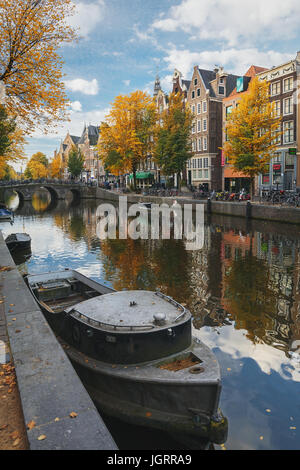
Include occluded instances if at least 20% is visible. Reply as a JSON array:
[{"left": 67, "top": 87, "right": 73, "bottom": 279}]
[{"left": 63, "top": 338, "right": 220, "bottom": 385}]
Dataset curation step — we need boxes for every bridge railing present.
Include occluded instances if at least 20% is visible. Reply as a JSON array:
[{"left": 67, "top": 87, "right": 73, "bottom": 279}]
[{"left": 0, "top": 178, "right": 97, "bottom": 187}]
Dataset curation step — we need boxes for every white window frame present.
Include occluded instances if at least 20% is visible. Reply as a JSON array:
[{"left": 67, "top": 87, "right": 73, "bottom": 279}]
[
  {"left": 198, "top": 138, "right": 202, "bottom": 152},
  {"left": 197, "top": 120, "right": 201, "bottom": 132},
  {"left": 203, "top": 119, "right": 207, "bottom": 132},
  {"left": 197, "top": 102, "right": 201, "bottom": 114},
  {"left": 283, "top": 97, "right": 293, "bottom": 116},
  {"left": 203, "top": 137, "right": 207, "bottom": 151},
  {"left": 202, "top": 101, "right": 207, "bottom": 113},
  {"left": 283, "top": 77, "right": 293, "bottom": 93},
  {"left": 274, "top": 101, "right": 281, "bottom": 117},
  {"left": 283, "top": 121, "right": 294, "bottom": 144},
  {"left": 270, "top": 81, "right": 281, "bottom": 96}
]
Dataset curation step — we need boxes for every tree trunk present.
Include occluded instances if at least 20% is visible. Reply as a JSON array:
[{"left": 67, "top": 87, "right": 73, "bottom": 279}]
[
  {"left": 132, "top": 162, "right": 137, "bottom": 192},
  {"left": 250, "top": 176, "right": 255, "bottom": 200},
  {"left": 177, "top": 172, "right": 181, "bottom": 189}
]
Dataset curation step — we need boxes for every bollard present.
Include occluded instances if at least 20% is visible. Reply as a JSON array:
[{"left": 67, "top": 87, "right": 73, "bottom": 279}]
[
  {"left": 207, "top": 197, "right": 212, "bottom": 214},
  {"left": 246, "top": 201, "right": 252, "bottom": 219}
]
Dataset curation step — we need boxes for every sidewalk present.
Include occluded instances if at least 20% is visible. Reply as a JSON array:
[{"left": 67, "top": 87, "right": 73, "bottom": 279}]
[{"left": 0, "top": 293, "right": 28, "bottom": 450}]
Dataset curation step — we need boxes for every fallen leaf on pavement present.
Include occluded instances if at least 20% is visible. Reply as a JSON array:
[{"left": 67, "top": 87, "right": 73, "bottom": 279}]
[
  {"left": 27, "top": 420, "right": 36, "bottom": 430},
  {"left": 69, "top": 412, "right": 78, "bottom": 418},
  {"left": 37, "top": 435, "right": 46, "bottom": 441}
]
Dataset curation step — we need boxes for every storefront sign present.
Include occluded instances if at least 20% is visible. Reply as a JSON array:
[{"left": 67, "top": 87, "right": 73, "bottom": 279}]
[
  {"left": 289, "top": 148, "right": 297, "bottom": 155},
  {"left": 273, "top": 164, "right": 281, "bottom": 170}
]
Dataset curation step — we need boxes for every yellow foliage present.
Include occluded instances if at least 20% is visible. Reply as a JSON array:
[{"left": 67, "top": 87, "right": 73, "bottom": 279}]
[
  {"left": 26, "top": 161, "right": 48, "bottom": 179},
  {"left": 98, "top": 91, "right": 157, "bottom": 176},
  {"left": 0, "top": 0, "right": 77, "bottom": 133},
  {"left": 50, "top": 155, "right": 62, "bottom": 178},
  {"left": 223, "top": 77, "right": 282, "bottom": 181}
]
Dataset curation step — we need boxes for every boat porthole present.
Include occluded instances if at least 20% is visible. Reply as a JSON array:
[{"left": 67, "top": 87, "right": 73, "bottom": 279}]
[
  {"left": 189, "top": 366, "right": 205, "bottom": 375},
  {"left": 72, "top": 325, "right": 81, "bottom": 344}
]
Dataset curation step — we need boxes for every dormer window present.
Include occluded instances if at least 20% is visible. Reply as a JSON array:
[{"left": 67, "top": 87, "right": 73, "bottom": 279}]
[
  {"left": 218, "top": 86, "right": 225, "bottom": 95},
  {"left": 219, "top": 77, "right": 224, "bottom": 84}
]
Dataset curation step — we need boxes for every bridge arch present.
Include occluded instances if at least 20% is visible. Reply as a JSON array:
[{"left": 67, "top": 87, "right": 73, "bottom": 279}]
[{"left": 42, "top": 185, "right": 60, "bottom": 201}]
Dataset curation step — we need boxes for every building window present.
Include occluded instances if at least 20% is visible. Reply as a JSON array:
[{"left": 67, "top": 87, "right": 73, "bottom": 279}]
[
  {"left": 197, "top": 102, "right": 201, "bottom": 114},
  {"left": 203, "top": 158, "right": 209, "bottom": 168},
  {"left": 285, "top": 152, "right": 295, "bottom": 170},
  {"left": 192, "top": 91, "right": 195, "bottom": 99},
  {"left": 197, "top": 88, "right": 201, "bottom": 97},
  {"left": 198, "top": 169, "right": 202, "bottom": 179},
  {"left": 203, "top": 119, "right": 207, "bottom": 131},
  {"left": 270, "top": 81, "right": 281, "bottom": 96},
  {"left": 197, "top": 158, "right": 202, "bottom": 169},
  {"left": 226, "top": 105, "right": 233, "bottom": 116},
  {"left": 192, "top": 158, "right": 196, "bottom": 169},
  {"left": 197, "top": 120, "right": 201, "bottom": 132},
  {"left": 192, "top": 122, "right": 196, "bottom": 134},
  {"left": 218, "top": 86, "right": 225, "bottom": 95},
  {"left": 193, "top": 170, "right": 197, "bottom": 179},
  {"left": 203, "top": 137, "right": 207, "bottom": 151},
  {"left": 220, "top": 77, "right": 224, "bottom": 84},
  {"left": 204, "top": 169, "right": 209, "bottom": 179},
  {"left": 203, "top": 101, "right": 207, "bottom": 113},
  {"left": 192, "top": 104, "right": 195, "bottom": 114},
  {"left": 283, "top": 97, "right": 293, "bottom": 115},
  {"left": 192, "top": 140, "right": 196, "bottom": 152},
  {"left": 283, "top": 77, "right": 293, "bottom": 93},
  {"left": 274, "top": 101, "right": 281, "bottom": 117},
  {"left": 283, "top": 121, "right": 294, "bottom": 144},
  {"left": 272, "top": 126, "right": 281, "bottom": 145},
  {"left": 198, "top": 138, "right": 202, "bottom": 151},
  {"left": 194, "top": 78, "right": 198, "bottom": 86}
]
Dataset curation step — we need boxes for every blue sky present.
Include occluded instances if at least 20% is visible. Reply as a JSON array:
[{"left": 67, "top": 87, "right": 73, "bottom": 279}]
[{"left": 24, "top": 0, "right": 300, "bottom": 169}]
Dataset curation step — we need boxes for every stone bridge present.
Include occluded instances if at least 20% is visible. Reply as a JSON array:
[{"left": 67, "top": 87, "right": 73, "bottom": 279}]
[{"left": 0, "top": 181, "right": 97, "bottom": 204}]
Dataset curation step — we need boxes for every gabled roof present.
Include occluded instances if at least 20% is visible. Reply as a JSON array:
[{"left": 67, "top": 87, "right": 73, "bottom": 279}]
[
  {"left": 198, "top": 68, "right": 239, "bottom": 98},
  {"left": 245, "top": 65, "right": 268, "bottom": 78},
  {"left": 225, "top": 65, "right": 268, "bottom": 99},
  {"left": 70, "top": 135, "right": 80, "bottom": 145},
  {"left": 182, "top": 79, "right": 191, "bottom": 91},
  {"left": 78, "top": 125, "right": 99, "bottom": 146}
]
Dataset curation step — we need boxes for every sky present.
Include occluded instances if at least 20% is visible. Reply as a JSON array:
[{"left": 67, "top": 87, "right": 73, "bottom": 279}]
[{"left": 23, "top": 0, "right": 300, "bottom": 169}]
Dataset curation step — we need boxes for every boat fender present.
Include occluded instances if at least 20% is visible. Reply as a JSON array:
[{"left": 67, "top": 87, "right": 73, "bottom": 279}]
[{"left": 167, "top": 328, "right": 175, "bottom": 338}]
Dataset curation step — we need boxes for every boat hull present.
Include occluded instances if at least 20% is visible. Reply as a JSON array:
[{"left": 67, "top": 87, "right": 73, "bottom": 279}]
[{"left": 63, "top": 339, "right": 228, "bottom": 447}]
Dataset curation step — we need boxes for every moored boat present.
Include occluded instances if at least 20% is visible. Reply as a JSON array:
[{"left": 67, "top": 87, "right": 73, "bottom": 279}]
[
  {"left": 5, "top": 233, "right": 31, "bottom": 251},
  {"left": 0, "top": 207, "right": 13, "bottom": 221},
  {"left": 26, "top": 269, "right": 228, "bottom": 448}
]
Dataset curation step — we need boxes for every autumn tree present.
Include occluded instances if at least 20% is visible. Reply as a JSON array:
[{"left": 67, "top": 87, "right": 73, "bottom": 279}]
[
  {"left": 0, "top": 104, "right": 26, "bottom": 179},
  {"left": 223, "top": 77, "right": 282, "bottom": 196},
  {"left": 0, "top": 0, "right": 77, "bottom": 133},
  {"left": 50, "top": 154, "right": 63, "bottom": 179},
  {"left": 154, "top": 92, "right": 194, "bottom": 188},
  {"left": 25, "top": 152, "right": 49, "bottom": 179},
  {"left": 67, "top": 148, "right": 84, "bottom": 178},
  {"left": 98, "top": 91, "right": 157, "bottom": 190}
]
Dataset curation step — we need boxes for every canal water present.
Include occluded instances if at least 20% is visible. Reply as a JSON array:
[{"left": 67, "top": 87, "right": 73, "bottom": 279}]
[{"left": 1, "top": 190, "right": 300, "bottom": 450}]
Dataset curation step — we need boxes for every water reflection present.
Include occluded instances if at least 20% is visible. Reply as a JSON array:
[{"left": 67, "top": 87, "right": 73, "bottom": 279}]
[{"left": 2, "top": 194, "right": 300, "bottom": 450}]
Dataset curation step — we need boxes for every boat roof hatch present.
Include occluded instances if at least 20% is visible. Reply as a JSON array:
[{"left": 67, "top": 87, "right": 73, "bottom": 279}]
[{"left": 66, "top": 290, "right": 191, "bottom": 330}]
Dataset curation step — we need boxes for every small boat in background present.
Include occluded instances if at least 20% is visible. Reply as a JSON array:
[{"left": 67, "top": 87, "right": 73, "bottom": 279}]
[
  {"left": 5, "top": 233, "right": 31, "bottom": 252},
  {"left": 0, "top": 207, "right": 13, "bottom": 221},
  {"left": 25, "top": 269, "right": 228, "bottom": 448}
]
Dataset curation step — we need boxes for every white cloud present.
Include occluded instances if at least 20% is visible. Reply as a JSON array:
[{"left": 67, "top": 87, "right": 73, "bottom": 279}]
[
  {"left": 153, "top": 0, "right": 300, "bottom": 46},
  {"left": 64, "top": 78, "right": 99, "bottom": 95},
  {"left": 70, "top": 100, "right": 82, "bottom": 112},
  {"left": 69, "top": 0, "right": 105, "bottom": 39},
  {"left": 123, "top": 80, "right": 131, "bottom": 86},
  {"left": 162, "top": 47, "right": 293, "bottom": 77}
]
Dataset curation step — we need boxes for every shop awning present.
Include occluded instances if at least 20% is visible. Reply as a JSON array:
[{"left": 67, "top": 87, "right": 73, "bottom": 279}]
[{"left": 129, "top": 172, "right": 154, "bottom": 180}]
